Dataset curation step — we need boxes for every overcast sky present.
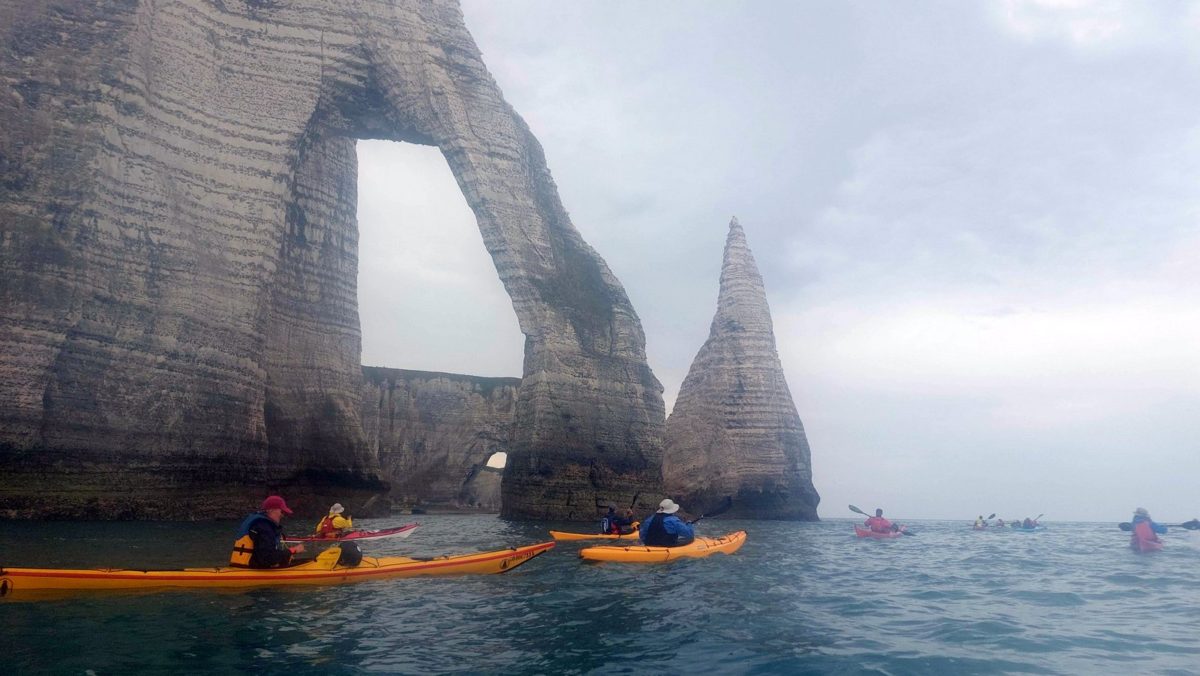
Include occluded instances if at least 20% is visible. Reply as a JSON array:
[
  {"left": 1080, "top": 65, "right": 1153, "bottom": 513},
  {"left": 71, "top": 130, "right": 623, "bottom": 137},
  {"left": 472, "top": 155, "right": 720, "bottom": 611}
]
[{"left": 357, "top": 0, "right": 1199, "bottom": 522}]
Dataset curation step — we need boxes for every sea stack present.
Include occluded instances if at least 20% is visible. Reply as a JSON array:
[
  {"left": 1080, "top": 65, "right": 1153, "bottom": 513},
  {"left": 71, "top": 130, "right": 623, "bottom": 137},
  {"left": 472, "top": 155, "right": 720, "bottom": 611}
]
[{"left": 663, "top": 218, "right": 820, "bottom": 520}]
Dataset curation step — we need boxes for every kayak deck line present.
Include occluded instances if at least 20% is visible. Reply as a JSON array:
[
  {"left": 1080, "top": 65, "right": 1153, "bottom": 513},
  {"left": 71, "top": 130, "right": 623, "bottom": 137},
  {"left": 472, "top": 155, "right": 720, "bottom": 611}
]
[{"left": 0, "top": 541, "right": 556, "bottom": 595}]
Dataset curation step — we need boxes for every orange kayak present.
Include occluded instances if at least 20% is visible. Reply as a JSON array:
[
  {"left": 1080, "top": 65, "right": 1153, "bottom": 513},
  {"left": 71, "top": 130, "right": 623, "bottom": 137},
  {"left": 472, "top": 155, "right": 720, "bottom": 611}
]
[
  {"left": 549, "top": 530, "right": 639, "bottom": 541},
  {"left": 0, "top": 541, "right": 554, "bottom": 598},
  {"left": 579, "top": 531, "right": 746, "bottom": 563}
]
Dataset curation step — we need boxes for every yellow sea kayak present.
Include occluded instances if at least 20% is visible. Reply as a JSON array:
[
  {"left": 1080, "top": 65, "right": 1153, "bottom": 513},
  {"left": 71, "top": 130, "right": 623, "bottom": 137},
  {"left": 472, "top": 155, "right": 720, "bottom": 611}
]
[
  {"left": 549, "top": 530, "right": 640, "bottom": 541},
  {"left": 579, "top": 531, "right": 746, "bottom": 563},
  {"left": 0, "top": 541, "right": 554, "bottom": 597}
]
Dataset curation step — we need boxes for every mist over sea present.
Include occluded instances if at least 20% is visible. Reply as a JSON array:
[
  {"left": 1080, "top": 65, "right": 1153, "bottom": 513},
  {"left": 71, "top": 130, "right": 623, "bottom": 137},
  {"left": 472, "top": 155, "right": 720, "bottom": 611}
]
[{"left": 3, "top": 515, "right": 1197, "bottom": 674}]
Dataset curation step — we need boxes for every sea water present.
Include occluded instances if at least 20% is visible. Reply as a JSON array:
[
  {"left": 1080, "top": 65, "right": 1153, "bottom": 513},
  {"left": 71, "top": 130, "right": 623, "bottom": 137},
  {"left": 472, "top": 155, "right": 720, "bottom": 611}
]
[{"left": 2, "top": 516, "right": 1197, "bottom": 674}]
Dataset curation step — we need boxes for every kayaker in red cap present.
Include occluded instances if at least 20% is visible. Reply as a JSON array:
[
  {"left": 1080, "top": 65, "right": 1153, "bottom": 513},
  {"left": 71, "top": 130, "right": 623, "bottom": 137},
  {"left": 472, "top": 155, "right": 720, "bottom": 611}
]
[
  {"left": 864, "top": 508, "right": 894, "bottom": 534},
  {"left": 230, "top": 495, "right": 305, "bottom": 568}
]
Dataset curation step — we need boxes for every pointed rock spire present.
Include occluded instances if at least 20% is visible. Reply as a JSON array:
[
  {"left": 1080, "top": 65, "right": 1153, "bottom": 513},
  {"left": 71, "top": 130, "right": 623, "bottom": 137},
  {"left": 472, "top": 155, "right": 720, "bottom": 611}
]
[{"left": 662, "top": 218, "right": 820, "bottom": 520}]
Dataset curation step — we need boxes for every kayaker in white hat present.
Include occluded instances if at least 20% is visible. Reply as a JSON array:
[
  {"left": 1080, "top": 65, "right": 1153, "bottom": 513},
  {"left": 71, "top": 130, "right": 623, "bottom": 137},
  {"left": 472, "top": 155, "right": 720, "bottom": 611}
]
[
  {"left": 638, "top": 498, "right": 695, "bottom": 547},
  {"left": 315, "top": 502, "right": 354, "bottom": 538}
]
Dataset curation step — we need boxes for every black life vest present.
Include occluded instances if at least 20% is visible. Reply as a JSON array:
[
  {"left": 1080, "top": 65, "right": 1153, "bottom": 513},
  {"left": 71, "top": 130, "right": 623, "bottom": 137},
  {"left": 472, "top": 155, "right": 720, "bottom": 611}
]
[{"left": 643, "top": 513, "right": 679, "bottom": 547}]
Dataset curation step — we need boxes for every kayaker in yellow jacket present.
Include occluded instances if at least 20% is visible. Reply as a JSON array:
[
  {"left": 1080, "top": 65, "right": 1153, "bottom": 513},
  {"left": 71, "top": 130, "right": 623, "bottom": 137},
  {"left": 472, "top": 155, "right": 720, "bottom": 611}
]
[{"left": 315, "top": 503, "right": 353, "bottom": 537}]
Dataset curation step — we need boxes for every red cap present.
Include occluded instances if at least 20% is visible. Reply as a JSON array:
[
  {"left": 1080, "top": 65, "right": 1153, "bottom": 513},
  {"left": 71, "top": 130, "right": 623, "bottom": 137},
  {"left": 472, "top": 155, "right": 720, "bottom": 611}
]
[{"left": 260, "top": 495, "right": 293, "bottom": 514}]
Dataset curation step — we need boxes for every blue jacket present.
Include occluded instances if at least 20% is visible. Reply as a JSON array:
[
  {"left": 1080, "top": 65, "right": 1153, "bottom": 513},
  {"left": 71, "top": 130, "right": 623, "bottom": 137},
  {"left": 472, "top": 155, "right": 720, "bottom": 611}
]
[{"left": 639, "top": 512, "right": 695, "bottom": 547}]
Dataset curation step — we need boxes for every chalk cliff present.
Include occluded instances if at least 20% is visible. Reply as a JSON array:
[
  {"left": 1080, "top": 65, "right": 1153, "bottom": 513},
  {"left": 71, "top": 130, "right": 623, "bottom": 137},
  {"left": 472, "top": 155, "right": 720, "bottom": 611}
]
[
  {"left": 361, "top": 367, "right": 517, "bottom": 512},
  {"left": 0, "top": 0, "right": 664, "bottom": 519},
  {"left": 663, "top": 219, "right": 820, "bottom": 520}
]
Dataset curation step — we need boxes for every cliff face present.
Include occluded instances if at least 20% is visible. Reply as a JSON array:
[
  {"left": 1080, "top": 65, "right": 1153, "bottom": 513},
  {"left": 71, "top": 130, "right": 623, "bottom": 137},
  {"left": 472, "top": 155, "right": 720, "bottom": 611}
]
[
  {"left": 663, "top": 219, "right": 820, "bottom": 520},
  {"left": 361, "top": 367, "right": 517, "bottom": 512},
  {"left": 0, "top": 0, "right": 664, "bottom": 519}
]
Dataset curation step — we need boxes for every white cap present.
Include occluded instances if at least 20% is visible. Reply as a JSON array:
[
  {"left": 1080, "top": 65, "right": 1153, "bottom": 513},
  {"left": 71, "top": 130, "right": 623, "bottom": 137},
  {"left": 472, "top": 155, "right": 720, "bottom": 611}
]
[
  {"left": 658, "top": 498, "right": 680, "bottom": 514},
  {"left": 329, "top": 503, "right": 345, "bottom": 515}
]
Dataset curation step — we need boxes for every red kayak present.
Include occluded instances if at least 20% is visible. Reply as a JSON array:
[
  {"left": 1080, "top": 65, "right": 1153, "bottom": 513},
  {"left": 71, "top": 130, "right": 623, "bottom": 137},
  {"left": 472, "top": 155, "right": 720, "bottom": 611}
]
[
  {"left": 283, "top": 523, "right": 418, "bottom": 544},
  {"left": 854, "top": 525, "right": 905, "bottom": 539}
]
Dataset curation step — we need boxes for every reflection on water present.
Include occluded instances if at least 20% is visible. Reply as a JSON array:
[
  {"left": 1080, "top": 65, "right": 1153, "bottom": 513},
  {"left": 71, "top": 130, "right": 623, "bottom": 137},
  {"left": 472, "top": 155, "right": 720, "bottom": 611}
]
[{"left": 2, "top": 516, "right": 1199, "bottom": 673}]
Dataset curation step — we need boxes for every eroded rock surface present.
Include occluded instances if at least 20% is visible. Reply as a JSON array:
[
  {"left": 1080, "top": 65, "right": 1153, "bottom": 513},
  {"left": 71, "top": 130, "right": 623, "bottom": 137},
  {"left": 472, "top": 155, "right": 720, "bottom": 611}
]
[
  {"left": 663, "top": 219, "right": 820, "bottom": 520},
  {"left": 0, "top": 0, "right": 664, "bottom": 519},
  {"left": 361, "top": 367, "right": 517, "bottom": 512}
]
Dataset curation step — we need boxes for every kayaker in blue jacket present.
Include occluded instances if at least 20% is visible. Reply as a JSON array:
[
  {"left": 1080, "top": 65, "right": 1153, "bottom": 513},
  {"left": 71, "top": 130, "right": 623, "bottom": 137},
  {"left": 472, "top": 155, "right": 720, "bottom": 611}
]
[
  {"left": 639, "top": 499, "right": 695, "bottom": 547},
  {"left": 230, "top": 495, "right": 304, "bottom": 568}
]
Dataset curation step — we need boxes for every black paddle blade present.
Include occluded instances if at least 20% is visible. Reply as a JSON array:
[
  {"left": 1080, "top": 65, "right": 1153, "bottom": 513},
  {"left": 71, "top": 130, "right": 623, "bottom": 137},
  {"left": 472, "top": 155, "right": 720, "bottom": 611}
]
[
  {"left": 1118, "top": 522, "right": 1132, "bottom": 531},
  {"left": 848, "top": 504, "right": 869, "bottom": 516}
]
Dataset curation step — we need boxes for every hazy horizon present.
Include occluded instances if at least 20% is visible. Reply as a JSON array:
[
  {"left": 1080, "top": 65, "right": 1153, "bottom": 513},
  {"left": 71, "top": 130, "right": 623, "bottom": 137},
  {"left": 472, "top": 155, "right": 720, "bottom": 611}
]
[{"left": 356, "top": 1, "right": 1199, "bottom": 523}]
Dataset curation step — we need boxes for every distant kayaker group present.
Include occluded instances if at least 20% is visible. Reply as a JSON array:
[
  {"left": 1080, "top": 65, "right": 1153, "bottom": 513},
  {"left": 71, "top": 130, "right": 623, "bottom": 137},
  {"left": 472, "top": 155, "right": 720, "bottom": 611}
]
[{"left": 852, "top": 503, "right": 1198, "bottom": 553}]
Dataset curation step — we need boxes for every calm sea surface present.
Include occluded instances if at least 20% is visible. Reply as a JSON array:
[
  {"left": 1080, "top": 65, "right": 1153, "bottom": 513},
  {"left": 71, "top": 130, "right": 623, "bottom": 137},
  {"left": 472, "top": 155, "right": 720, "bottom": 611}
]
[{"left": 2, "top": 515, "right": 1198, "bottom": 674}]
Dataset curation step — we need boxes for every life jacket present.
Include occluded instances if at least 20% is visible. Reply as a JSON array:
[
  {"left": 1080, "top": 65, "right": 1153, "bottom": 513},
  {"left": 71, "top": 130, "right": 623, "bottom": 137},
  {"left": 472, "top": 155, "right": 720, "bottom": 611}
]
[
  {"left": 643, "top": 513, "right": 680, "bottom": 547},
  {"left": 865, "top": 516, "right": 892, "bottom": 533},
  {"left": 1131, "top": 519, "right": 1160, "bottom": 551},
  {"left": 316, "top": 515, "right": 340, "bottom": 537},
  {"left": 230, "top": 513, "right": 272, "bottom": 567},
  {"left": 600, "top": 513, "right": 617, "bottom": 534}
]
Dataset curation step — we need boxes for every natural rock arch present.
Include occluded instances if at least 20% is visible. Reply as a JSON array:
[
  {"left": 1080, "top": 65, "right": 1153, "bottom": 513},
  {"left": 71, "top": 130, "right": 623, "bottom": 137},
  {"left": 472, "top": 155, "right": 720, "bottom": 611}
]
[{"left": 0, "top": 0, "right": 664, "bottom": 519}]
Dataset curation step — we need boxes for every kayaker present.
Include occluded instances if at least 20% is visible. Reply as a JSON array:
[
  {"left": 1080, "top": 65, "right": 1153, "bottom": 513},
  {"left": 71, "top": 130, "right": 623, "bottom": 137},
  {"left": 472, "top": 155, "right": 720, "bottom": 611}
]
[
  {"left": 614, "top": 508, "right": 638, "bottom": 535},
  {"left": 315, "top": 503, "right": 353, "bottom": 537},
  {"left": 230, "top": 495, "right": 304, "bottom": 568},
  {"left": 600, "top": 505, "right": 619, "bottom": 534},
  {"left": 1022, "top": 517, "right": 1036, "bottom": 529},
  {"left": 1130, "top": 507, "right": 1166, "bottom": 551},
  {"left": 864, "top": 508, "right": 893, "bottom": 534},
  {"left": 995, "top": 518, "right": 1006, "bottom": 528},
  {"left": 974, "top": 515, "right": 986, "bottom": 529},
  {"left": 639, "top": 499, "right": 695, "bottom": 547}
]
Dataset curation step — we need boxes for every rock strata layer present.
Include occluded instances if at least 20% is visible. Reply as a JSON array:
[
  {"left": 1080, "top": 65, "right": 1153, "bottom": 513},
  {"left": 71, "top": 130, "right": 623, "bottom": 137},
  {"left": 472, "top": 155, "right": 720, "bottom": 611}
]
[
  {"left": 361, "top": 367, "right": 518, "bottom": 512},
  {"left": 663, "top": 219, "right": 820, "bottom": 520},
  {"left": 0, "top": 0, "right": 664, "bottom": 519}
]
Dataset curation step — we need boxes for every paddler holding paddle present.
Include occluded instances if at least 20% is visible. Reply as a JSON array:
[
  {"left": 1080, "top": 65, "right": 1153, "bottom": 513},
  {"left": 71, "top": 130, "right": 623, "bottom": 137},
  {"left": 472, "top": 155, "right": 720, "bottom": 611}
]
[
  {"left": 639, "top": 499, "right": 695, "bottom": 547},
  {"left": 315, "top": 503, "right": 354, "bottom": 538},
  {"left": 865, "top": 508, "right": 894, "bottom": 534}
]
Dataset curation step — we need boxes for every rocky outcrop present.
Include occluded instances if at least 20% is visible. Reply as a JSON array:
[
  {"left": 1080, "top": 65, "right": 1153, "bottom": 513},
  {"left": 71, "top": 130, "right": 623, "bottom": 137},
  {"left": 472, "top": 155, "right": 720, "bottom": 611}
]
[
  {"left": 662, "top": 219, "right": 820, "bottom": 520},
  {"left": 361, "top": 367, "right": 517, "bottom": 512},
  {"left": 0, "top": 0, "right": 664, "bottom": 519}
]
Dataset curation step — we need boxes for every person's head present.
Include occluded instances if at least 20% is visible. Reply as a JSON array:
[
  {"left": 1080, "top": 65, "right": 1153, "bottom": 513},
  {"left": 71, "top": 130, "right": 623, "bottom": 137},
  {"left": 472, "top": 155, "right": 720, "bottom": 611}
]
[
  {"left": 1135, "top": 507, "right": 1149, "bottom": 518},
  {"left": 978, "top": 515, "right": 984, "bottom": 520},
  {"left": 875, "top": 508, "right": 883, "bottom": 517},
  {"left": 607, "top": 504, "right": 616, "bottom": 514},
  {"left": 658, "top": 498, "right": 680, "bottom": 514},
  {"left": 329, "top": 503, "right": 344, "bottom": 516},
  {"left": 261, "top": 495, "right": 293, "bottom": 523}
]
